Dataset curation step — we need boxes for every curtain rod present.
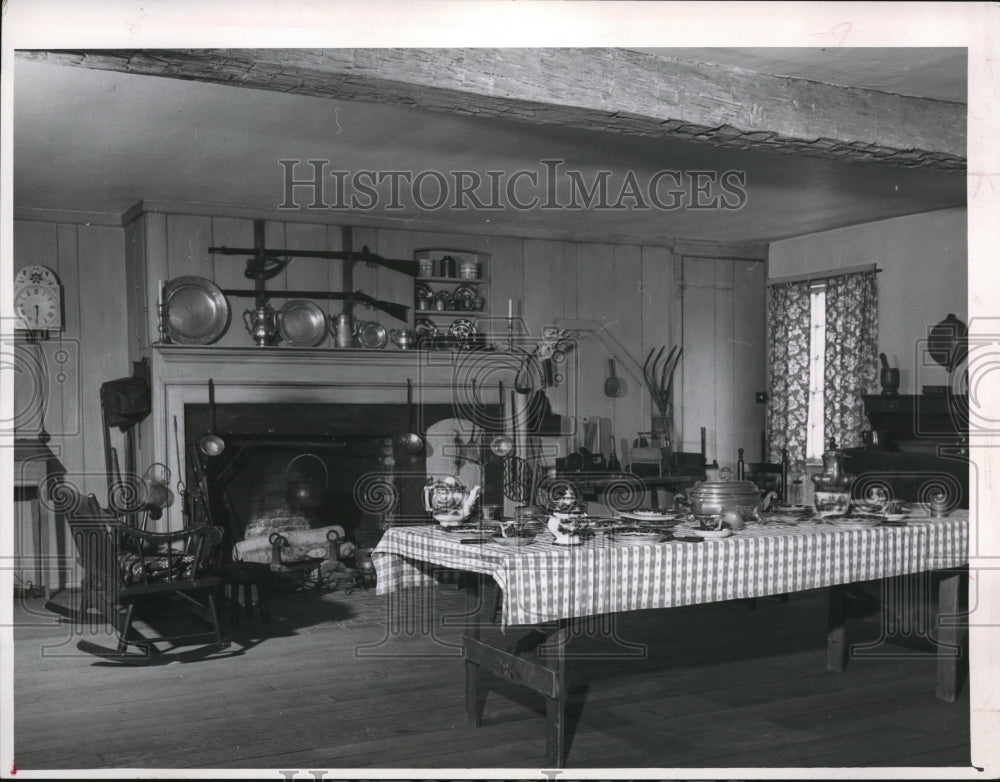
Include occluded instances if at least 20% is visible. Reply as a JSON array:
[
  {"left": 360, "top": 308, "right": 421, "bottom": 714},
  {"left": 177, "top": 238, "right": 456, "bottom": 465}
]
[{"left": 767, "top": 263, "right": 881, "bottom": 287}]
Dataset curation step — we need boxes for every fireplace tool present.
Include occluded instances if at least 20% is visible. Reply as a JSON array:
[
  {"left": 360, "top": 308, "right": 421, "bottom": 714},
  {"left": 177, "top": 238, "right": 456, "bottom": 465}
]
[{"left": 198, "top": 379, "right": 226, "bottom": 457}]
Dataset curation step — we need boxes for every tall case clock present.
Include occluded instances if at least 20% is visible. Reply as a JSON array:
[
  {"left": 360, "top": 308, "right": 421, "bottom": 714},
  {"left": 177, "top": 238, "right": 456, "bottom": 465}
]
[{"left": 14, "top": 265, "right": 63, "bottom": 336}]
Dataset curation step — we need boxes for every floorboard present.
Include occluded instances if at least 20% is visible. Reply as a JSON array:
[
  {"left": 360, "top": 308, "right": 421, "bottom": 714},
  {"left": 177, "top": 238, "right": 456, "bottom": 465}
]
[{"left": 11, "top": 581, "right": 972, "bottom": 772}]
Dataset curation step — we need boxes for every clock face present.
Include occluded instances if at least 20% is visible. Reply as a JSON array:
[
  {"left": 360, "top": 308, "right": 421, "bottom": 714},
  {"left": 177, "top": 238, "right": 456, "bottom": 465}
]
[
  {"left": 14, "top": 284, "right": 61, "bottom": 331},
  {"left": 13, "top": 265, "right": 62, "bottom": 333}
]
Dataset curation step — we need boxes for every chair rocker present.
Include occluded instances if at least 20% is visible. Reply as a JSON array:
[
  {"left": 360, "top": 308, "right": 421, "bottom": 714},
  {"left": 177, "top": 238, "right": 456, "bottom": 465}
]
[{"left": 67, "top": 491, "right": 229, "bottom": 656}]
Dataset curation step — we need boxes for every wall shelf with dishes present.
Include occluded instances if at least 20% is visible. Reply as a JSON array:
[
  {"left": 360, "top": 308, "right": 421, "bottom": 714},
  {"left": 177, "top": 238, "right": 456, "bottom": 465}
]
[{"left": 413, "top": 248, "right": 492, "bottom": 349}]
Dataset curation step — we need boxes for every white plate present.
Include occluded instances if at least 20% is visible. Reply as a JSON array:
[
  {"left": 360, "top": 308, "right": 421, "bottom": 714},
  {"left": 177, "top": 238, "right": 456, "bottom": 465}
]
[
  {"left": 674, "top": 526, "right": 732, "bottom": 539},
  {"left": 825, "top": 517, "right": 882, "bottom": 529},
  {"left": 611, "top": 531, "right": 666, "bottom": 544},
  {"left": 492, "top": 535, "right": 536, "bottom": 547},
  {"left": 883, "top": 513, "right": 910, "bottom": 522},
  {"left": 620, "top": 511, "right": 679, "bottom": 522}
]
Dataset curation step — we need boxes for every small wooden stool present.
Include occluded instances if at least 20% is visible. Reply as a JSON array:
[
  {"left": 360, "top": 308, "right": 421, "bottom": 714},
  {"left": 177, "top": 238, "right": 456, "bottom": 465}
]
[{"left": 217, "top": 562, "right": 273, "bottom": 629}]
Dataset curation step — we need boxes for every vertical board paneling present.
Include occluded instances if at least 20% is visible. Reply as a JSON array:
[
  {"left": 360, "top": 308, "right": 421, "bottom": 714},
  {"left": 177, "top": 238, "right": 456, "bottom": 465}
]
[
  {"left": 733, "top": 260, "right": 767, "bottom": 460},
  {"left": 522, "top": 239, "right": 568, "bottom": 467},
  {"left": 484, "top": 234, "right": 522, "bottom": 350},
  {"left": 612, "top": 244, "right": 643, "bottom": 461},
  {"left": 374, "top": 227, "right": 414, "bottom": 334},
  {"left": 522, "top": 239, "right": 564, "bottom": 344},
  {"left": 166, "top": 215, "right": 213, "bottom": 280},
  {"left": 123, "top": 218, "right": 146, "bottom": 362},
  {"left": 284, "top": 222, "right": 335, "bottom": 344},
  {"left": 714, "top": 260, "right": 736, "bottom": 471},
  {"left": 54, "top": 224, "right": 82, "bottom": 475},
  {"left": 143, "top": 214, "right": 168, "bottom": 350},
  {"left": 681, "top": 257, "right": 717, "bottom": 457},
  {"left": 263, "top": 221, "right": 287, "bottom": 294},
  {"left": 349, "top": 226, "right": 380, "bottom": 328},
  {"left": 77, "top": 225, "right": 129, "bottom": 497},
  {"left": 325, "top": 224, "right": 345, "bottom": 296},
  {"left": 574, "top": 243, "right": 615, "bottom": 454},
  {"left": 211, "top": 217, "right": 254, "bottom": 348}
]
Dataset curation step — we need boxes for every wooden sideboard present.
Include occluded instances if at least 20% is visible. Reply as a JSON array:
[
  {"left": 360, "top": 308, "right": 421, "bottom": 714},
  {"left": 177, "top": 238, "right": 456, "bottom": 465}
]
[{"left": 843, "top": 394, "right": 969, "bottom": 508}]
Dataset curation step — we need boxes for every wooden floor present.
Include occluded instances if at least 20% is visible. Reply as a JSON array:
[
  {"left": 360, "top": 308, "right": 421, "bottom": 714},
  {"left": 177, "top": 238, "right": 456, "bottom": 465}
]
[{"left": 11, "top": 578, "right": 972, "bottom": 772}]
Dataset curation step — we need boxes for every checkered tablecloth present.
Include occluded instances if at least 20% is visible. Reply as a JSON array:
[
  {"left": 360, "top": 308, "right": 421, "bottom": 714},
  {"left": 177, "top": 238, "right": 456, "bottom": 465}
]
[{"left": 373, "top": 512, "right": 969, "bottom": 627}]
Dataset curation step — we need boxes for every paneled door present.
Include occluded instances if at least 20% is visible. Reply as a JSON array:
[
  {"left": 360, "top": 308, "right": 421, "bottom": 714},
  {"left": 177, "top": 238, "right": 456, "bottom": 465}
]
[{"left": 679, "top": 255, "right": 767, "bottom": 473}]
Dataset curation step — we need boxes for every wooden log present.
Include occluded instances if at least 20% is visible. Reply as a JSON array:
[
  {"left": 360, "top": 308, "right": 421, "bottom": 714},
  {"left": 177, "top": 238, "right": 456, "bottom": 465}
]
[{"left": 19, "top": 48, "right": 965, "bottom": 170}]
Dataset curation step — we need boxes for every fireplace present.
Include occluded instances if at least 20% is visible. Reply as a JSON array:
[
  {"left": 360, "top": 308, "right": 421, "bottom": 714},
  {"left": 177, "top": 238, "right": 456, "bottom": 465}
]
[
  {"left": 146, "top": 345, "right": 519, "bottom": 538},
  {"left": 184, "top": 402, "right": 500, "bottom": 551}
]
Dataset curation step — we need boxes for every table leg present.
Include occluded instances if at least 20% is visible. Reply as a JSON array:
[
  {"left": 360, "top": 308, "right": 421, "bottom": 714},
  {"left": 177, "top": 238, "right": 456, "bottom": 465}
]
[
  {"left": 827, "top": 584, "right": 848, "bottom": 672},
  {"left": 461, "top": 572, "right": 570, "bottom": 767},
  {"left": 543, "top": 622, "right": 569, "bottom": 768},
  {"left": 935, "top": 569, "right": 965, "bottom": 702}
]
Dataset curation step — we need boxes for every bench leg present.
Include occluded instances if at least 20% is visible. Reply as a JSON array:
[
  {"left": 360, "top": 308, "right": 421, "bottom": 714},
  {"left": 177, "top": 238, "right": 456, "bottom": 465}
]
[
  {"left": 827, "top": 584, "right": 848, "bottom": 672},
  {"left": 935, "top": 570, "right": 964, "bottom": 702},
  {"left": 465, "top": 658, "right": 484, "bottom": 727}
]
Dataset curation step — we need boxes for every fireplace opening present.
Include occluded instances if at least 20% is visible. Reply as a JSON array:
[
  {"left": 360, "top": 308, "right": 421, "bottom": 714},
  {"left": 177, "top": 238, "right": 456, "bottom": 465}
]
[{"left": 184, "top": 401, "right": 502, "bottom": 556}]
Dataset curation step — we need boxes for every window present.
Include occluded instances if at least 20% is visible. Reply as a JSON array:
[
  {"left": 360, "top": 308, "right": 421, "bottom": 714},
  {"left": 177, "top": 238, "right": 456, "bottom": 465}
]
[{"left": 806, "top": 282, "right": 826, "bottom": 460}]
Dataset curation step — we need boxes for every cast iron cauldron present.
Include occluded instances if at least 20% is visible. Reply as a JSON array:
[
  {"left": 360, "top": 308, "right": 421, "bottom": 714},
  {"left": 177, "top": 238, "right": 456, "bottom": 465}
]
[{"left": 285, "top": 453, "right": 329, "bottom": 511}]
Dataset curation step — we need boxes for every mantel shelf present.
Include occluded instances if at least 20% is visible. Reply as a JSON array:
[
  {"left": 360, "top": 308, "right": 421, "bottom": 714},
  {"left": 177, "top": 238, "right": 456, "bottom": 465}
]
[{"left": 152, "top": 343, "right": 514, "bottom": 367}]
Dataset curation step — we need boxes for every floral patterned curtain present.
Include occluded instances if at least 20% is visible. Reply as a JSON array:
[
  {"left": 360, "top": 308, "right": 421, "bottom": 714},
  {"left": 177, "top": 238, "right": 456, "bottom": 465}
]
[
  {"left": 766, "top": 280, "right": 812, "bottom": 468},
  {"left": 824, "top": 270, "right": 879, "bottom": 448}
]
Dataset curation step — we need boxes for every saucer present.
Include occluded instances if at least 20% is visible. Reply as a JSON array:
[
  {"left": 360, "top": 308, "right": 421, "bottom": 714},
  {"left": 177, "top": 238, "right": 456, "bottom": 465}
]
[
  {"left": 493, "top": 535, "right": 536, "bottom": 547},
  {"left": 674, "top": 525, "right": 732, "bottom": 539},
  {"left": 611, "top": 530, "right": 666, "bottom": 544},
  {"left": 825, "top": 516, "right": 882, "bottom": 529}
]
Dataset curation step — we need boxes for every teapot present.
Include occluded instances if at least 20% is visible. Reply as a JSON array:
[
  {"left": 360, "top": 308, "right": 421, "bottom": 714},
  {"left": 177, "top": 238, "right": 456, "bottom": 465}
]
[
  {"left": 390, "top": 328, "right": 417, "bottom": 350},
  {"left": 243, "top": 302, "right": 278, "bottom": 346},
  {"left": 422, "top": 476, "right": 481, "bottom": 527}
]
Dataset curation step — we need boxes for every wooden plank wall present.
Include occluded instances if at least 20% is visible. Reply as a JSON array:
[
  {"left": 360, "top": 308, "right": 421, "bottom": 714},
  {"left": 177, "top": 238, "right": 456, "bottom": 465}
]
[
  {"left": 129, "top": 211, "right": 684, "bottom": 468},
  {"left": 13, "top": 210, "right": 753, "bottom": 582},
  {"left": 680, "top": 256, "right": 767, "bottom": 473},
  {"left": 12, "top": 220, "right": 128, "bottom": 588}
]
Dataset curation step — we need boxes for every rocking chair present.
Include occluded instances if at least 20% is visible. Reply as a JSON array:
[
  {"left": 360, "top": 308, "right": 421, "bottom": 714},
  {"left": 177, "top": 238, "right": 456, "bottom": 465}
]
[{"left": 67, "top": 490, "right": 228, "bottom": 656}]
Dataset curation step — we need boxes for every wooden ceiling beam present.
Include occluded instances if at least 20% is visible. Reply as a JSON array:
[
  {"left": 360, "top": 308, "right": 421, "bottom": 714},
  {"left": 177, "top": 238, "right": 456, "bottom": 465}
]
[{"left": 19, "top": 48, "right": 966, "bottom": 171}]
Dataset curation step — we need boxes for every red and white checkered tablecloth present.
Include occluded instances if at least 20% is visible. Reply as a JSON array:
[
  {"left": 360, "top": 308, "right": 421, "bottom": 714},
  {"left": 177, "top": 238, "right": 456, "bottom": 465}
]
[{"left": 373, "top": 512, "right": 969, "bottom": 627}]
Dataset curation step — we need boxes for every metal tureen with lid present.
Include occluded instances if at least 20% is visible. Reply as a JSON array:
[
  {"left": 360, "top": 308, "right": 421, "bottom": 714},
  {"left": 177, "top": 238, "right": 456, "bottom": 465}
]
[{"left": 675, "top": 479, "right": 774, "bottom": 521}]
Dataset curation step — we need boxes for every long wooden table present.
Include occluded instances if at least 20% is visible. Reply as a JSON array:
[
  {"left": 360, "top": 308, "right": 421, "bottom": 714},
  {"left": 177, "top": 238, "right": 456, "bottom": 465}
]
[{"left": 373, "top": 511, "right": 969, "bottom": 767}]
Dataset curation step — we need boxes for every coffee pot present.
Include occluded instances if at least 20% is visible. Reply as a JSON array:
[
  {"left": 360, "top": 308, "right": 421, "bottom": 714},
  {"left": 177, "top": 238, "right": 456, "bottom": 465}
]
[
  {"left": 331, "top": 311, "right": 354, "bottom": 348},
  {"left": 423, "top": 476, "right": 481, "bottom": 527},
  {"left": 243, "top": 302, "right": 278, "bottom": 346}
]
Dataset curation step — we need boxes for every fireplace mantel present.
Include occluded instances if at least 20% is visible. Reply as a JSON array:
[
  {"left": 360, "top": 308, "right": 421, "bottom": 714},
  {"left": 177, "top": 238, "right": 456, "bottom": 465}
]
[{"left": 147, "top": 344, "right": 522, "bottom": 530}]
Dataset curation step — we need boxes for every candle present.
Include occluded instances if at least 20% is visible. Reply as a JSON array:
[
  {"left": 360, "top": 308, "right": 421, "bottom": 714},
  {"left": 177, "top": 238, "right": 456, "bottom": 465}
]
[
  {"left": 508, "top": 299, "right": 513, "bottom": 319},
  {"left": 158, "top": 279, "right": 165, "bottom": 307}
]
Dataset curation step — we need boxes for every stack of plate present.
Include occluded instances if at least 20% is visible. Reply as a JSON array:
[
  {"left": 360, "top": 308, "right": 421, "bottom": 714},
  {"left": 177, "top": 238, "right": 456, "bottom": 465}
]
[
  {"left": 610, "top": 528, "right": 666, "bottom": 544},
  {"left": 767, "top": 503, "right": 814, "bottom": 521},
  {"left": 824, "top": 516, "right": 882, "bottom": 529}
]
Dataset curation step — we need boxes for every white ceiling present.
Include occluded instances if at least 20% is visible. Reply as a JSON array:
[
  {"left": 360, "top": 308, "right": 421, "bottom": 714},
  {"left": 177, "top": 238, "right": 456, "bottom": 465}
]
[{"left": 13, "top": 48, "right": 967, "bottom": 246}]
